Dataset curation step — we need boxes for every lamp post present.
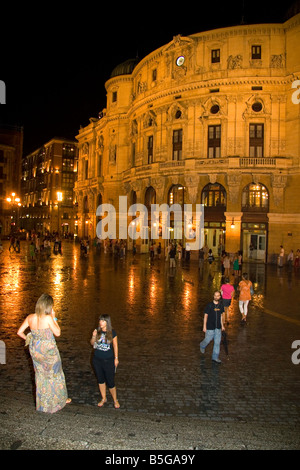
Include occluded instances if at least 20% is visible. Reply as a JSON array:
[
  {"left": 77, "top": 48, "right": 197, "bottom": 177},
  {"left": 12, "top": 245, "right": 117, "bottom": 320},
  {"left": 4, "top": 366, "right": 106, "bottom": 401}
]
[
  {"left": 6, "top": 192, "right": 21, "bottom": 233},
  {"left": 57, "top": 191, "right": 63, "bottom": 235}
]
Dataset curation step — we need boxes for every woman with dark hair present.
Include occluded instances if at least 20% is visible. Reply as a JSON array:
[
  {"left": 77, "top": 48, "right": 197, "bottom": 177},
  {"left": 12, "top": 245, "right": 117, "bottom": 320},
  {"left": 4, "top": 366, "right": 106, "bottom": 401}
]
[
  {"left": 220, "top": 277, "right": 235, "bottom": 324},
  {"left": 238, "top": 273, "right": 253, "bottom": 322},
  {"left": 91, "top": 314, "right": 120, "bottom": 408},
  {"left": 17, "top": 293, "right": 71, "bottom": 413}
]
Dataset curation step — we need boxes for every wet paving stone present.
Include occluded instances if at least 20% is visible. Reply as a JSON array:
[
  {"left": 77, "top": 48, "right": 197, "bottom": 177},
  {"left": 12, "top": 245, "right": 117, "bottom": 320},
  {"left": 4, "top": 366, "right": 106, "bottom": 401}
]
[{"left": 0, "top": 240, "right": 299, "bottom": 425}]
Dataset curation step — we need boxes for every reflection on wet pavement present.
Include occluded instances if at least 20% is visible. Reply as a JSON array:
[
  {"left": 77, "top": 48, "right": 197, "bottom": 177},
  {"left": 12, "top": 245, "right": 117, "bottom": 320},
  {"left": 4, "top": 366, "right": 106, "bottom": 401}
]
[{"left": 0, "top": 240, "right": 299, "bottom": 423}]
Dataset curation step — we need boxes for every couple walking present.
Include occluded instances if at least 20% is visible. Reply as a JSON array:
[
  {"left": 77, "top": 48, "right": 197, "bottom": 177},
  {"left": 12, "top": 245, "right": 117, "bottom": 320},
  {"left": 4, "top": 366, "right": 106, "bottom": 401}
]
[{"left": 200, "top": 273, "right": 253, "bottom": 362}]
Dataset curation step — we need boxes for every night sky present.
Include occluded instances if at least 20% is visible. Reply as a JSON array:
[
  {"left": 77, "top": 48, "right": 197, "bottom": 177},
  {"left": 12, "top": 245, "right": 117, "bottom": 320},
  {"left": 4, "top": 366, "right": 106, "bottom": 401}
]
[{"left": 1, "top": 0, "right": 297, "bottom": 155}]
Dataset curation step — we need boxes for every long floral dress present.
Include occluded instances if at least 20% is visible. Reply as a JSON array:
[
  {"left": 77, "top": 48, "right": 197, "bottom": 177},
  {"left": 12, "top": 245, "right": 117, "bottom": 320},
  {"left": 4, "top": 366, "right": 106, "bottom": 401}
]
[{"left": 28, "top": 328, "right": 68, "bottom": 413}]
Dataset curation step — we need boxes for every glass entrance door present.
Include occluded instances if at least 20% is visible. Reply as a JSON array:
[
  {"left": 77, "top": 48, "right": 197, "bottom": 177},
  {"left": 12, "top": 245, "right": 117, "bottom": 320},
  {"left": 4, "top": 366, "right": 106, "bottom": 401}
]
[{"left": 243, "top": 231, "right": 266, "bottom": 262}]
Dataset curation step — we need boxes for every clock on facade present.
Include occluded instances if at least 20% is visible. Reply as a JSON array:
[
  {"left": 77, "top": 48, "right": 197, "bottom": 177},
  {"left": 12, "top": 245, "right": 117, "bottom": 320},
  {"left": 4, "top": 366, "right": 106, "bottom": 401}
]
[{"left": 176, "top": 56, "right": 185, "bottom": 67}]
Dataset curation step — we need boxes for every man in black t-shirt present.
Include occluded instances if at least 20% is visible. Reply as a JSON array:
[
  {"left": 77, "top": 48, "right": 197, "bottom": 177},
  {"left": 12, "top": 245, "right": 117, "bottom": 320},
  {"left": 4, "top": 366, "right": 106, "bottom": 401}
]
[{"left": 200, "top": 291, "right": 225, "bottom": 363}]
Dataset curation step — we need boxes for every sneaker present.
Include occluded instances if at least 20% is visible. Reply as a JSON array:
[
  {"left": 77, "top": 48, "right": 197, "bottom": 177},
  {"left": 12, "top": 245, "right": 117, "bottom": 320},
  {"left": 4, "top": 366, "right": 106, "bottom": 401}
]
[{"left": 212, "top": 358, "right": 222, "bottom": 364}]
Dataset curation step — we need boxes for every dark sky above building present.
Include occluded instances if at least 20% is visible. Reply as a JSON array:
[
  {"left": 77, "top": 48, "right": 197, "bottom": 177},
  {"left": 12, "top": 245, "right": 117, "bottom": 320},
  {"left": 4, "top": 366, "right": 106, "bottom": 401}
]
[{"left": 0, "top": 0, "right": 298, "bottom": 155}]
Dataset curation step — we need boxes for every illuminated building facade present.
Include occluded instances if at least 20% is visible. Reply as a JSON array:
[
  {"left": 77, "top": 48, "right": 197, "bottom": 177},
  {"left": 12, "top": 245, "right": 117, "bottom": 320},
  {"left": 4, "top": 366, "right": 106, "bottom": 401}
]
[
  {"left": 75, "top": 12, "right": 300, "bottom": 262},
  {"left": 0, "top": 125, "right": 23, "bottom": 236},
  {"left": 20, "top": 138, "right": 79, "bottom": 236}
]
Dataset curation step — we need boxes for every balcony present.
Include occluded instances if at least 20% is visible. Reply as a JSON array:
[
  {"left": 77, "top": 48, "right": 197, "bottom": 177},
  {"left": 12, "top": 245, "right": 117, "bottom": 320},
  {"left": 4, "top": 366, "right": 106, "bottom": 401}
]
[{"left": 119, "top": 155, "right": 294, "bottom": 182}]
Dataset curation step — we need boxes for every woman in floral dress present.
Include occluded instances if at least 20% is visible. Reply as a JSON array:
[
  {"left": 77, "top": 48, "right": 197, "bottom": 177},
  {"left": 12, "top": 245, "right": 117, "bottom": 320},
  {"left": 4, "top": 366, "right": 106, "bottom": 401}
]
[{"left": 17, "top": 293, "right": 71, "bottom": 413}]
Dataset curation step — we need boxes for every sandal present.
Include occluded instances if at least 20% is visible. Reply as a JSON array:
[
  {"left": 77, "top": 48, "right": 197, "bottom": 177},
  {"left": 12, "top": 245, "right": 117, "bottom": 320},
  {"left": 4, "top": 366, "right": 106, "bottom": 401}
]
[
  {"left": 114, "top": 400, "right": 120, "bottom": 409},
  {"left": 97, "top": 398, "right": 107, "bottom": 407}
]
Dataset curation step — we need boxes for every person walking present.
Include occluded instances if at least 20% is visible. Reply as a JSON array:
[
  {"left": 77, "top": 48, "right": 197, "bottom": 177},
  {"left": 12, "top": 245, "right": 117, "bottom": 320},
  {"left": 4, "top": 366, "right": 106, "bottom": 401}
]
[
  {"left": 198, "top": 247, "right": 204, "bottom": 271},
  {"left": 223, "top": 253, "right": 231, "bottom": 277},
  {"left": 17, "top": 293, "right": 71, "bottom": 413},
  {"left": 238, "top": 273, "right": 253, "bottom": 323},
  {"left": 91, "top": 314, "right": 120, "bottom": 409},
  {"left": 200, "top": 291, "right": 225, "bottom": 363},
  {"left": 169, "top": 244, "right": 176, "bottom": 268},
  {"left": 233, "top": 254, "right": 239, "bottom": 277},
  {"left": 221, "top": 277, "right": 235, "bottom": 324}
]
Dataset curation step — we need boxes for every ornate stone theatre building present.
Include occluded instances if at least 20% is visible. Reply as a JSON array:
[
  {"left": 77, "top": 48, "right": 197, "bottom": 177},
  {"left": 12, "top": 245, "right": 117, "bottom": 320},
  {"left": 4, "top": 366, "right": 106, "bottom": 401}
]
[{"left": 75, "top": 11, "right": 300, "bottom": 262}]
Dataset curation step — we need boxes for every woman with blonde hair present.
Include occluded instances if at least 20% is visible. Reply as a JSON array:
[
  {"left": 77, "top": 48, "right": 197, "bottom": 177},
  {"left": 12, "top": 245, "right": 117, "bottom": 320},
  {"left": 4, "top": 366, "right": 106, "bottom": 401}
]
[
  {"left": 91, "top": 314, "right": 120, "bottom": 408},
  {"left": 17, "top": 293, "right": 71, "bottom": 413}
]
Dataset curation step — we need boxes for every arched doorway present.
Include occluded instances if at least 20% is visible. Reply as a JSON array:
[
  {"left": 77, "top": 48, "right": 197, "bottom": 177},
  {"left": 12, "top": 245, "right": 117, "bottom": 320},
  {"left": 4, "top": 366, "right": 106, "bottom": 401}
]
[
  {"left": 140, "top": 186, "right": 156, "bottom": 253},
  {"left": 167, "top": 184, "right": 186, "bottom": 244},
  {"left": 83, "top": 195, "right": 89, "bottom": 238},
  {"left": 201, "top": 183, "right": 226, "bottom": 256},
  {"left": 241, "top": 182, "right": 269, "bottom": 262}
]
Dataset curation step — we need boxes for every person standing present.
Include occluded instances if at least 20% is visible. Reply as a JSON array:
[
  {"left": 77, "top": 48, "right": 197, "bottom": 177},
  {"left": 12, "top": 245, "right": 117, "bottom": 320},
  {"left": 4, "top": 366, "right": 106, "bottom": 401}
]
[
  {"left": 287, "top": 250, "right": 294, "bottom": 270},
  {"left": 200, "top": 291, "right": 225, "bottom": 363},
  {"left": 91, "top": 314, "right": 120, "bottom": 409},
  {"left": 278, "top": 245, "right": 284, "bottom": 267},
  {"left": 198, "top": 247, "right": 204, "bottom": 271},
  {"left": 238, "top": 273, "right": 253, "bottom": 323},
  {"left": 17, "top": 293, "right": 71, "bottom": 413},
  {"left": 294, "top": 249, "right": 300, "bottom": 269}
]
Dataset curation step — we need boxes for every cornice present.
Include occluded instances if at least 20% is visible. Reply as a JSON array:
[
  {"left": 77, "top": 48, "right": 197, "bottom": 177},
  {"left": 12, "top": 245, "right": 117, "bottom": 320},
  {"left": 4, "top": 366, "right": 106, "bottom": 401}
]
[{"left": 128, "top": 76, "right": 295, "bottom": 116}]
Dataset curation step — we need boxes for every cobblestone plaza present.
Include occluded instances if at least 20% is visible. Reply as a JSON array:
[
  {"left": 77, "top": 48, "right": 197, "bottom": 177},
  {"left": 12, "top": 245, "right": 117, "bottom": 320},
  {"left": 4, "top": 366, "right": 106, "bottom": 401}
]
[{"left": 0, "top": 240, "right": 299, "bottom": 428}]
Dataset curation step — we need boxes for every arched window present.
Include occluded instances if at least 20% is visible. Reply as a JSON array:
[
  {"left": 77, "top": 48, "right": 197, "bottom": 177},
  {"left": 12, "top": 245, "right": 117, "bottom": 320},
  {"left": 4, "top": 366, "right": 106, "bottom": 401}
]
[
  {"left": 201, "top": 183, "right": 226, "bottom": 208},
  {"left": 168, "top": 184, "right": 185, "bottom": 207},
  {"left": 130, "top": 190, "right": 137, "bottom": 206},
  {"left": 144, "top": 186, "right": 156, "bottom": 211},
  {"left": 242, "top": 183, "right": 269, "bottom": 211}
]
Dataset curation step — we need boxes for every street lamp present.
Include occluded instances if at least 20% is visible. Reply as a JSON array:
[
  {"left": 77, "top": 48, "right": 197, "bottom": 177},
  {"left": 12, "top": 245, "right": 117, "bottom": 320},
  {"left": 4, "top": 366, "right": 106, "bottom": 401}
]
[{"left": 6, "top": 192, "right": 22, "bottom": 232}]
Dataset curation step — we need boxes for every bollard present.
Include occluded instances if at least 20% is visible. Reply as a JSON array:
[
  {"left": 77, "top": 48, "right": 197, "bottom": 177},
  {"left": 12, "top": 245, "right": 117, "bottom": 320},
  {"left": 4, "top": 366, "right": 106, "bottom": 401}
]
[{"left": 0, "top": 340, "right": 6, "bottom": 364}]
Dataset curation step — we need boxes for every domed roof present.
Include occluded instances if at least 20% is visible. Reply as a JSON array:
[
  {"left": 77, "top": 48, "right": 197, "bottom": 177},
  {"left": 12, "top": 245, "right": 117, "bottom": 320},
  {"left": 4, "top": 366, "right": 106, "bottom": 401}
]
[{"left": 110, "top": 57, "right": 140, "bottom": 78}]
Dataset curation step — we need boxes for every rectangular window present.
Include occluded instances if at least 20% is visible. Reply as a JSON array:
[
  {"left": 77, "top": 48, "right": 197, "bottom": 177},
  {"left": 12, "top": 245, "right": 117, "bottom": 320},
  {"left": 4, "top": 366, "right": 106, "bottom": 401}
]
[
  {"left": 148, "top": 135, "right": 153, "bottom": 164},
  {"left": 172, "top": 129, "right": 182, "bottom": 161},
  {"left": 112, "top": 91, "right": 117, "bottom": 103},
  {"left": 252, "top": 45, "right": 261, "bottom": 59},
  {"left": 211, "top": 49, "right": 220, "bottom": 63},
  {"left": 208, "top": 125, "right": 221, "bottom": 158},
  {"left": 249, "top": 124, "right": 264, "bottom": 157}
]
